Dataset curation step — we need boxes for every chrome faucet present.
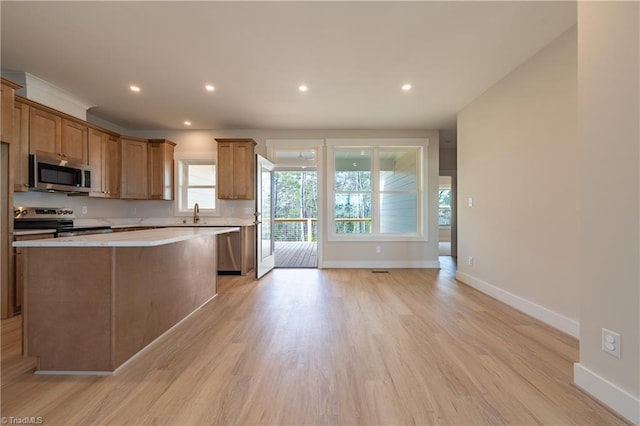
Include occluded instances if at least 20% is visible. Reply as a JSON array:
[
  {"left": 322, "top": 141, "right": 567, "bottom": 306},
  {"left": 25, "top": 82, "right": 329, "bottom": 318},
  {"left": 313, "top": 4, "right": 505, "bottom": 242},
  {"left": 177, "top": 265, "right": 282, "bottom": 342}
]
[{"left": 193, "top": 202, "right": 200, "bottom": 224}]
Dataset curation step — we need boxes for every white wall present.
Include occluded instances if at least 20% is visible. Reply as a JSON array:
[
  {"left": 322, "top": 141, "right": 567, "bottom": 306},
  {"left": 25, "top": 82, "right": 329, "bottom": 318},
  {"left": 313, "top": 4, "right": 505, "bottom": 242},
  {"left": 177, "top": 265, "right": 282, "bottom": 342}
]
[
  {"left": 456, "top": 27, "right": 579, "bottom": 335},
  {"left": 439, "top": 147, "right": 457, "bottom": 171},
  {"left": 574, "top": 3, "right": 639, "bottom": 423}
]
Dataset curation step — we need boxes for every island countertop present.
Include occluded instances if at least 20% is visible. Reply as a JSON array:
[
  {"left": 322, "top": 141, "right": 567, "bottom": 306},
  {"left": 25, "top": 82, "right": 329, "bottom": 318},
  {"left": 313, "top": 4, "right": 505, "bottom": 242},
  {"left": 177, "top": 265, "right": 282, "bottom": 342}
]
[{"left": 13, "top": 227, "right": 239, "bottom": 248}]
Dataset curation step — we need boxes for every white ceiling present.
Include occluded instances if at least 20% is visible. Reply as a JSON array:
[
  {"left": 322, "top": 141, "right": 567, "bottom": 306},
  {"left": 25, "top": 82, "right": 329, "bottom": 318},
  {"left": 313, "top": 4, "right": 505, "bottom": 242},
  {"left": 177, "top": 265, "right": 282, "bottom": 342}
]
[{"left": 1, "top": 1, "right": 576, "bottom": 132}]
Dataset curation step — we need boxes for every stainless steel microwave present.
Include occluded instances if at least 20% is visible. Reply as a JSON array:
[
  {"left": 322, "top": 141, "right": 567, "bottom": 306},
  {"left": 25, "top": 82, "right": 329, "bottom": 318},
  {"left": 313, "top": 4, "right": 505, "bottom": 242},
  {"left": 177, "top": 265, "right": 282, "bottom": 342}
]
[{"left": 29, "top": 154, "right": 91, "bottom": 193}]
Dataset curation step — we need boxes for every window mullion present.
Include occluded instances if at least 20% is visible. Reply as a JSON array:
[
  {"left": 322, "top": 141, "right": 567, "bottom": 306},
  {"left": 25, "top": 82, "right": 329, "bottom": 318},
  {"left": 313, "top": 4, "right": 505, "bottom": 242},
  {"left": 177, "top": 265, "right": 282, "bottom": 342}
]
[
  {"left": 181, "top": 163, "right": 189, "bottom": 211},
  {"left": 371, "top": 148, "right": 380, "bottom": 236}
]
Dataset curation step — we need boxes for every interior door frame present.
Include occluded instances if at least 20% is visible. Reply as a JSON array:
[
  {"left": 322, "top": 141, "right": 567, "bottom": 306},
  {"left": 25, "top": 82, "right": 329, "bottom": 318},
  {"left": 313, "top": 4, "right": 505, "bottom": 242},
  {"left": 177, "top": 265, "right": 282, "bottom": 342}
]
[{"left": 256, "top": 154, "right": 275, "bottom": 278}]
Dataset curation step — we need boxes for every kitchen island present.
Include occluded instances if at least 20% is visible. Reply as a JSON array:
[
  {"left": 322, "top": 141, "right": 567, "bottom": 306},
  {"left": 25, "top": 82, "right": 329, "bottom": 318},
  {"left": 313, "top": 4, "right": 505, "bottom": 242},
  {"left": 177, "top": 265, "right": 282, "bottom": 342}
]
[{"left": 14, "top": 227, "right": 238, "bottom": 374}]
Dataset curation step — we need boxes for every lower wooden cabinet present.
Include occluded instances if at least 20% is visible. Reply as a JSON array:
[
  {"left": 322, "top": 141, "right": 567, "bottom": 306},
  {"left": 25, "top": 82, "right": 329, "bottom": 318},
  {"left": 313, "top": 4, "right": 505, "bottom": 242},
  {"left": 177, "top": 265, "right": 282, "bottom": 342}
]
[
  {"left": 217, "top": 225, "right": 256, "bottom": 275},
  {"left": 13, "top": 233, "right": 56, "bottom": 316}
]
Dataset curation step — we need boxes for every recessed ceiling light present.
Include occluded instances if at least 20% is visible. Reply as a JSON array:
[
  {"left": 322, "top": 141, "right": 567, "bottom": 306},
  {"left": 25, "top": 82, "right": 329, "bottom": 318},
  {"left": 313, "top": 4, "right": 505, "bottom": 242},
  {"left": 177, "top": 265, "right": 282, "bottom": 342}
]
[
  {"left": 129, "top": 85, "right": 141, "bottom": 92},
  {"left": 205, "top": 84, "right": 215, "bottom": 92},
  {"left": 184, "top": 120, "right": 192, "bottom": 126},
  {"left": 299, "top": 84, "right": 308, "bottom": 92},
  {"left": 402, "top": 83, "right": 412, "bottom": 91}
]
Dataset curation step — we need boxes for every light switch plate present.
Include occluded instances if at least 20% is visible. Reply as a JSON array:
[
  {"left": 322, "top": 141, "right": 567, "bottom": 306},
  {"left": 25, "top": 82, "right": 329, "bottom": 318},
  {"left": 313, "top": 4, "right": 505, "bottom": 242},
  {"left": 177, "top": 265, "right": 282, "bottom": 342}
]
[{"left": 468, "top": 197, "right": 473, "bottom": 207}]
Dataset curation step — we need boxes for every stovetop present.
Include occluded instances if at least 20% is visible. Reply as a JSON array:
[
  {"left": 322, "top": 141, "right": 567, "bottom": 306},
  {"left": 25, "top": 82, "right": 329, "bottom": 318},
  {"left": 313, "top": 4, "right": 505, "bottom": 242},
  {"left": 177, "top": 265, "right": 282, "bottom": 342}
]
[
  {"left": 14, "top": 206, "right": 75, "bottom": 220},
  {"left": 13, "top": 206, "right": 111, "bottom": 232}
]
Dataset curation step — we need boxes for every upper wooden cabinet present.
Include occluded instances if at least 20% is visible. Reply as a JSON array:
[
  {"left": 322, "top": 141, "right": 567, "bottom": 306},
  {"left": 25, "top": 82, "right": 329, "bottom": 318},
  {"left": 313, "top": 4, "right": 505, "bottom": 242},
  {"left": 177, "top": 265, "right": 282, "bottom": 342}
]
[
  {"left": 215, "top": 138, "right": 256, "bottom": 200},
  {"left": 29, "top": 107, "right": 61, "bottom": 158},
  {"left": 1, "top": 78, "right": 19, "bottom": 143},
  {"left": 61, "top": 119, "right": 88, "bottom": 164},
  {"left": 104, "top": 135, "right": 121, "bottom": 198},
  {"left": 29, "top": 106, "right": 88, "bottom": 164},
  {"left": 121, "top": 137, "right": 148, "bottom": 200},
  {"left": 148, "top": 139, "right": 175, "bottom": 201},
  {"left": 11, "top": 101, "right": 30, "bottom": 192},
  {"left": 89, "top": 129, "right": 121, "bottom": 198}
]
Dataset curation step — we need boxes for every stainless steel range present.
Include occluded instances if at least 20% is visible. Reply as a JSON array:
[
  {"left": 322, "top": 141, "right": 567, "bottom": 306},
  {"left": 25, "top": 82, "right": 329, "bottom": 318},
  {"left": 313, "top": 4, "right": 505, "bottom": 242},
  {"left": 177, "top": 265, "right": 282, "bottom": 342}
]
[{"left": 14, "top": 206, "right": 113, "bottom": 237}]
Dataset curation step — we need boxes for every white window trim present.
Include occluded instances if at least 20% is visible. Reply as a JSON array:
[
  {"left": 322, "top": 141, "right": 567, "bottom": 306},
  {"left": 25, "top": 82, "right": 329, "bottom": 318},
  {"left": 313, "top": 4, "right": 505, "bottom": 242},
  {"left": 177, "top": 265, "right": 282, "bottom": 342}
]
[
  {"left": 326, "top": 138, "right": 429, "bottom": 242},
  {"left": 174, "top": 152, "right": 219, "bottom": 217}
]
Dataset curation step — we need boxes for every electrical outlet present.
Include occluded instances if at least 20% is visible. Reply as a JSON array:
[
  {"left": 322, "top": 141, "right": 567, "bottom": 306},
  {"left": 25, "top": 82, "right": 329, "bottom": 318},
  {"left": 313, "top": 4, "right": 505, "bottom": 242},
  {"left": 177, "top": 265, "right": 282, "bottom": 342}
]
[
  {"left": 375, "top": 246, "right": 381, "bottom": 254},
  {"left": 468, "top": 256, "right": 474, "bottom": 266},
  {"left": 81, "top": 206, "right": 87, "bottom": 214},
  {"left": 602, "top": 328, "right": 621, "bottom": 358}
]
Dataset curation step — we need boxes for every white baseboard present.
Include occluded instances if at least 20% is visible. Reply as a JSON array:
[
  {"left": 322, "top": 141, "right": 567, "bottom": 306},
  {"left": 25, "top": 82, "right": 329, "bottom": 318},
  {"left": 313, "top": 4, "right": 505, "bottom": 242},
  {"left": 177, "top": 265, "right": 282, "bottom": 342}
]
[
  {"left": 455, "top": 271, "right": 580, "bottom": 338},
  {"left": 321, "top": 260, "right": 441, "bottom": 269},
  {"left": 574, "top": 363, "right": 640, "bottom": 424}
]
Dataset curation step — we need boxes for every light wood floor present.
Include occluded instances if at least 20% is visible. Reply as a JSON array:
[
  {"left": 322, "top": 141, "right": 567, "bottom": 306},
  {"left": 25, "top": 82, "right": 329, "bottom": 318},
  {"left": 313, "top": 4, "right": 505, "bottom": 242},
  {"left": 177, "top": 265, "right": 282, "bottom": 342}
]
[
  {"left": 275, "top": 241, "right": 317, "bottom": 268},
  {"left": 1, "top": 258, "right": 628, "bottom": 425}
]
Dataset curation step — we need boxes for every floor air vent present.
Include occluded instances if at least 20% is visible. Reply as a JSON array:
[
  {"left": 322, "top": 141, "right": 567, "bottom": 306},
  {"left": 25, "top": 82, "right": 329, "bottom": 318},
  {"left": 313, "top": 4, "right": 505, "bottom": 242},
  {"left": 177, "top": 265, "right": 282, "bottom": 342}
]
[{"left": 372, "top": 270, "right": 390, "bottom": 274}]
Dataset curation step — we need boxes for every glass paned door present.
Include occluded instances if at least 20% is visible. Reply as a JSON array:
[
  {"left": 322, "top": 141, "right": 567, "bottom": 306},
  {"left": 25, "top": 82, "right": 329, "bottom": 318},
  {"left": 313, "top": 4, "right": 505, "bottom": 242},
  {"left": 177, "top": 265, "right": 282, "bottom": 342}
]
[{"left": 256, "top": 155, "right": 275, "bottom": 278}]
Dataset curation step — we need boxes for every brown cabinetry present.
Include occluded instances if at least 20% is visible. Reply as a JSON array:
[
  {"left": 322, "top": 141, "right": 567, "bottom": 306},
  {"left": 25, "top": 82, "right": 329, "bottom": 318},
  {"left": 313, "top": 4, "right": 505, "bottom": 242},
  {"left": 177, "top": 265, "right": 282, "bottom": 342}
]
[
  {"left": 61, "top": 119, "right": 89, "bottom": 164},
  {"left": 29, "top": 107, "right": 61, "bottom": 158},
  {"left": 29, "top": 107, "right": 88, "bottom": 164},
  {"left": 148, "top": 139, "right": 175, "bottom": 201},
  {"left": 215, "top": 138, "right": 256, "bottom": 200},
  {"left": 12, "top": 101, "right": 29, "bottom": 192},
  {"left": 218, "top": 225, "right": 256, "bottom": 275},
  {"left": 13, "top": 233, "right": 56, "bottom": 316},
  {"left": 1, "top": 79, "right": 19, "bottom": 143},
  {"left": 121, "top": 137, "right": 148, "bottom": 199},
  {"left": 89, "top": 128, "right": 121, "bottom": 198}
]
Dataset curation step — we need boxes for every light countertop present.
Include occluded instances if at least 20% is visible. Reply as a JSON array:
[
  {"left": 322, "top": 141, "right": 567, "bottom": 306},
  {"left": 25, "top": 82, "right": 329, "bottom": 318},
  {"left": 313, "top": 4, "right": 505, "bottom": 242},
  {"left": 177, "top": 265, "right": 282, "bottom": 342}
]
[
  {"left": 13, "top": 229, "right": 57, "bottom": 237},
  {"left": 78, "top": 217, "right": 257, "bottom": 228},
  {"left": 12, "top": 217, "right": 255, "bottom": 237},
  {"left": 13, "top": 227, "right": 239, "bottom": 248}
]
